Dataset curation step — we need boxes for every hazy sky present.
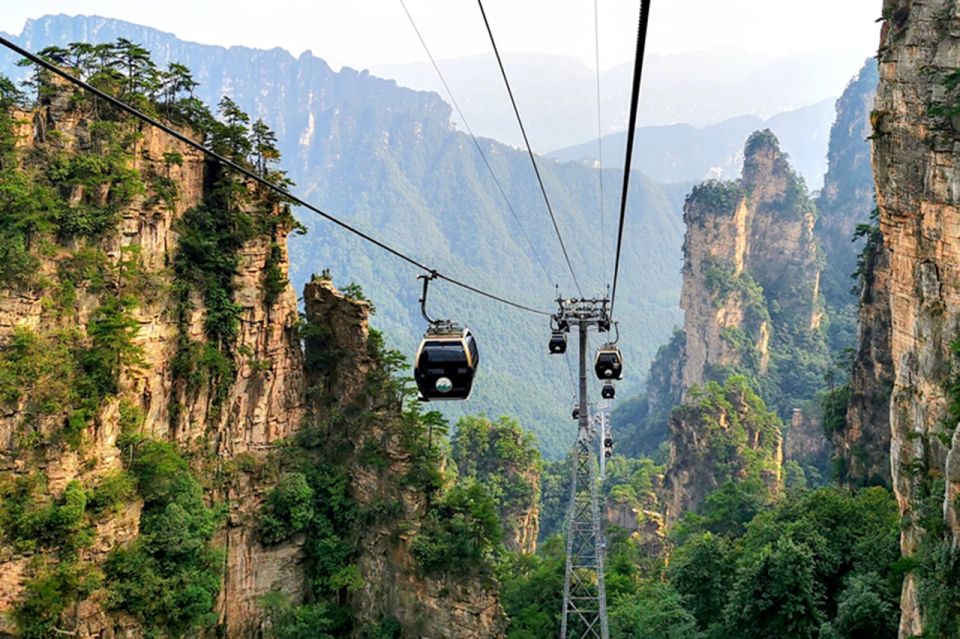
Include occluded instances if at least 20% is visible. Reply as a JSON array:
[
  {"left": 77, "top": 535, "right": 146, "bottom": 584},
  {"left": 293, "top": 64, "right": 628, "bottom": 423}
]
[{"left": 0, "top": 1, "right": 881, "bottom": 71}]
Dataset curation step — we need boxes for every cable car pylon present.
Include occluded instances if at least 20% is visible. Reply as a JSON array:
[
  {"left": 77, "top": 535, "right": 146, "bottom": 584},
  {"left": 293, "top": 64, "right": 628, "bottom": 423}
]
[{"left": 555, "top": 296, "right": 610, "bottom": 639}]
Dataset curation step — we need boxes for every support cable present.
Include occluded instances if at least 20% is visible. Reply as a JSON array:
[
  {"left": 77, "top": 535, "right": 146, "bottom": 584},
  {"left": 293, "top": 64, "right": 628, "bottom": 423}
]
[
  {"left": 0, "top": 36, "right": 551, "bottom": 318},
  {"left": 398, "top": 0, "right": 556, "bottom": 289},
  {"left": 594, "top": 0, "right": 608, "bottom": 283},
  {"left": 476, "top": 0, "right": 583, "bottom": 297},
  {"left": 609, "top": 0, "right": 652, "bottom": 318}
]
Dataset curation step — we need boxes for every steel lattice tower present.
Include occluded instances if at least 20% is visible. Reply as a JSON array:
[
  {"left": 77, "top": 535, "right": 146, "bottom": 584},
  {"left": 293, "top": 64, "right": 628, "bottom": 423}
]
[{"left": 558, "top": 300, "right": 609, "bottom": 639}]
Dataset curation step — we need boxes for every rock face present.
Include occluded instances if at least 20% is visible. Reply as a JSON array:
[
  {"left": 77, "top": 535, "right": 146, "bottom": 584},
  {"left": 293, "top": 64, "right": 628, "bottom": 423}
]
[
  {"left": 0, "top": 79, "right": 308, "bottom": 637},
  {"left": 842, "top": 231, "right": 894, "bottom": 486},
  {"left": 808, "top": 58, "right": 892, "bottom": 487},
  {"left": 784, "top": 405, "right": 831, "bottom": 477},
  {"left": 871, "top": 1, "right": 960, "bottom": 635},
  {"left": 816, "top": 59, "right": 880, "bottom": 310},
  {"left": 681, "top": 130, "right": 822, "bottom": 397},
  {"left": 500, "top": 470, "right": 540, "bottom": 555},
  {"left": 624, "top": 131, "right": 824, "bottom": 523},
  {"left": 0, "top": 78, "right": 505, "bottom": 637},
  {"left": 661, "top": 377, "right": 783, "bottom": 523},
  {"left": 302, "top": 279, "right": 507, "bottom": 638}
]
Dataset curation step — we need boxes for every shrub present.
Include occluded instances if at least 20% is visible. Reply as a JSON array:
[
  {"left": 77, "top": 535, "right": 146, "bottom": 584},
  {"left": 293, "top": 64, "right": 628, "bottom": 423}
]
[
  {"left": 259, "top": 472, "right": 315, "bottom": 545},
  {"left": 105, "top": 438, "right": 223, "bottom": 636},
  {"left": 88, "top": 470, "right": 137, "bottom": 516},
  {"left": 412, "top": 480, "right": 501, "bottom": 575}
]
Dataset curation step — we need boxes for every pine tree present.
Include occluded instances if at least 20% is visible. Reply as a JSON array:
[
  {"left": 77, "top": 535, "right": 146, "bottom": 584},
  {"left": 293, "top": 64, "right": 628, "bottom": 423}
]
[
  {"left": 251, "top": 119, "right": 280, "bottom": 177},
  {"left": 213, "top": 96, "right": 252, "bottom": 161}
]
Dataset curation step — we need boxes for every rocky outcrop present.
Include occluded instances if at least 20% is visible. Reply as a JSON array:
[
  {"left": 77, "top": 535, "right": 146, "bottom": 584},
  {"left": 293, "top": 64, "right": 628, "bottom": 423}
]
[
  {"left": 0, "top": 76, "right": 505, "bottom": 638},
  {"left": 784, "top": 405, "right": 830, "bottom": 478},
  {"left": 605, "top": 476, "right": 667, "bottom": 558},
  {"left": 815, "top": 59, "right": 879, "bottom": 308},
  {"left": 302, "top": 278, "right": 507, "bottom": 638},
  {"left": 681, "top": 130, "right": 821, "bottom": 396},
  {"left": 0, "top": 78, "right": 307, "bottom": 637},
  {"left": 500, "top": 470, "right": 540, "bottom": 555},
  {"left": 618, "top": 329, "right": 686, "bottom": 457},
  {"left": 662, "top": 377, "right": 783, "bottom": 524},
  {"left": 871, "top": 0, "right": 960, "bottom": 634},
  {"left": 842, "top": 231, "right": 893, "bottom": 486}
]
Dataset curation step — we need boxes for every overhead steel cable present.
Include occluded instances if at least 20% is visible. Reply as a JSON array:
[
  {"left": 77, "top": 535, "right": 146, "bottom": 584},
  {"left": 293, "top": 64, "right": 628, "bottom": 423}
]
[
  {"left": 0, "top": 36, "right": 551, "bottom": 318},
  {"left": 610, "top": 0, "right": 652, "bottom": 318},
  {"left": 594, "top": 0, "right": 608, "bottom": 286},
  {"left": 398, "top": 0, "right": 555, "bottom": 289},
  {"left": 476, "top": 0, "right": 583, "bottom": 298}
]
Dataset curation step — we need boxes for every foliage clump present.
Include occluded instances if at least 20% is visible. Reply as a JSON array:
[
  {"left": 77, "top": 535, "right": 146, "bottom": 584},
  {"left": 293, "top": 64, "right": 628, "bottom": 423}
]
[
  {"left": 685, "top": 179, "right": 744, "bottom": 219},
  {"left": 672, "top": 375, "right": 782, "bottom": 483},
  {"left": 412, "top": 480, "right": 501, "bottom": 576},
  {"left": 450, "top": 415, "right": 542, "bottom": 547},
  {"left": 105, "top": 434, "right": 224, "bottom": 637}
]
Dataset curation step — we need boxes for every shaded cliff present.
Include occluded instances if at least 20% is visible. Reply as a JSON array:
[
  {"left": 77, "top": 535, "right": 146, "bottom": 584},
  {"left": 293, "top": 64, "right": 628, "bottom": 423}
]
[
  {"left": 816, "top": 59, "right": 879, "bottom": 346},
  {"left": 840, "top": 223, "right": 893, "bottom": 487},
  {"left": 810, "top": 57, "right": 892, "bottom": 488},
  {"left": 871, "top": 1, "right": 960, "bottom": 635}
]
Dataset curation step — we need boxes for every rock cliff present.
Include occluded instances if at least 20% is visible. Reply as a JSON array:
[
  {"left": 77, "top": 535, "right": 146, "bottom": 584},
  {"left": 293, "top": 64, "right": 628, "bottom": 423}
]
[
  {"left": 0, "top": 68, "right": 505, "bottom": 638},
  {"left": 645, "top": 131, "right": 827, "bottom": 518},
  {"left": 302, "top": 279, "right": 507, "bottom": 638},
  {"left": 871, "top": 0, "right": 960, "bottom": 635},
  {"left": 807, "top": 58, "right": 893, "bottom": 487},
  {"left": 681, "top": 130, "right": 822, "bottom": 397},
  {"left": 661, "top": 376, "right": 782, "bottom": 523}
]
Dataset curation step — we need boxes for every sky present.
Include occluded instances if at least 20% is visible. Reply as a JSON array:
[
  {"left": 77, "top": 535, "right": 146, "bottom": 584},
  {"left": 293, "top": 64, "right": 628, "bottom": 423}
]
[{"left": 0, "top": 0, "right": 882, "bottom": 72}]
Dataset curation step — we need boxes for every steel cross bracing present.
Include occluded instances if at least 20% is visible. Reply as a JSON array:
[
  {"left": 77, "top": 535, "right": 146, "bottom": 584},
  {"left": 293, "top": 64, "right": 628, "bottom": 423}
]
[{"left": 556, "top": 297, "right": 610, "bottom": 639}]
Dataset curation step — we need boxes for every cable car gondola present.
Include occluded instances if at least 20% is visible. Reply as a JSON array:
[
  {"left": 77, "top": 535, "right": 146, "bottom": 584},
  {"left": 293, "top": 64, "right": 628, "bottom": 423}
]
[
  {"left": 549, "top": 331, "right": 567, "bottom": 354},
  {"left": 601, "top": 381, "right": 616, "bottom": 399},
  {"left": 572, "top": 404, "right": 580, "bottom": 420},
  {"left": 594, "top": 345, "right": 623, "bottom": 380},
  {"left": 414, "top": 274, "right": 478, "bottom": 401}
]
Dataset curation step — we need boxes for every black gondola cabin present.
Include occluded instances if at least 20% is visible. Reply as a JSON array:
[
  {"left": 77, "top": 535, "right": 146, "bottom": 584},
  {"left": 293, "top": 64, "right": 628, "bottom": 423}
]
[
  {"left": 601, "top": 381, "right": 616, "bottom": 399},
  {"left": 549, "top": 332, "right": 567, "bottom": 354},
  {"left": 594, "top": 345, "right": 623, "bottom": 380},
  {"left": 414, "top": 326, "right": 478, "bottom": 401}
]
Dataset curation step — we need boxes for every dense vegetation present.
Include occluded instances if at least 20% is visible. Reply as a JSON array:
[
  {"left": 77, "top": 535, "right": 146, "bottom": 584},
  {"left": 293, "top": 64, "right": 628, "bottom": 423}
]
[
  {"left": 450, "top": 415, "right": 543, "bottom": 549},
  {"left": 501, "top": 471, "right": 902, "bottom": 639},
  {"left": 106, "top": 428, "right": 224, "bottom": 636}
]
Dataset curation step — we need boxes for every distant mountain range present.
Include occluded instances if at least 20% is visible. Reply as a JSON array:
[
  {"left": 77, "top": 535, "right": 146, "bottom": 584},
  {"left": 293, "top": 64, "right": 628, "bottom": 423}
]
[
  {"left": 0, "top": 14, "right": 688, "bottom": 456},
  {"left": 547, "top": 98, "right": 838, "bottom": 189},
  {"left": 373, "top": 48, "right": 867, "bottom": 152}
]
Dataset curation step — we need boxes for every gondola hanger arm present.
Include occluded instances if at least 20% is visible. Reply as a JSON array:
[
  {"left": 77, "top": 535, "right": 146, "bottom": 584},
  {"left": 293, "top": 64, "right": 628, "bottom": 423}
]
[{"left": 418, "top": 271, "right": 440, "bottom": 326}]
